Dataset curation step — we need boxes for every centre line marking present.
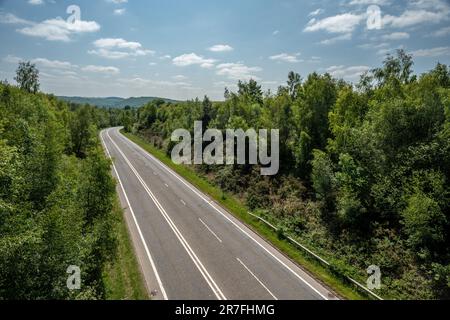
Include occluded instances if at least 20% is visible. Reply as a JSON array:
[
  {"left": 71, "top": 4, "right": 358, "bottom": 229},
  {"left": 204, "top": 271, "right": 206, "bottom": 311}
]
[
  {"left": 237, "top": 258, "right": 278, "bottom": 300},
  {"left": 199, "top": 218, "right": 223, "bottom": 243}
]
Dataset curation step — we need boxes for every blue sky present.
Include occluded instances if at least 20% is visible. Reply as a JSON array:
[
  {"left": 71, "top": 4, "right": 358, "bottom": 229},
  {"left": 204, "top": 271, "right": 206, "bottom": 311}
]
[{"left": 0, "top": 0, "right": 449, "bottom": 100}]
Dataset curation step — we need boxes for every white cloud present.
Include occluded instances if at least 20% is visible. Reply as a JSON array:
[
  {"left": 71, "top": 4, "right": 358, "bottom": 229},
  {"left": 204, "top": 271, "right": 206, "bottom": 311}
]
[
  {"left": 117, "top": 77, "right": 152, "bottom": 88},
  {"left": 28, "top": 0, "right": 44, "bottom": 5},
  {"left": 348, "top": 0, "right": 390, "bottom": 5},
  {"left": 359, "top": 42, "right": 389, "bottom": 50},
  {"left": 114, "top": 9, "right": 126, "bottom": 15},
  {"left": 272, "top": 30, "right": 279, "bottom": 35},
  {"left": 82, "top": 65, "right": 120, "bottom": 74},
  {"left": 308, "top": 56, "right": 322, "bottom": 63},
  {"left": 39, "top": 71, "right": 80, "bottom": 81},
  {"left": 308, "top": 9, "right": 323, "bottom": 17},
  {"left": 89, "top": 38, "right": 154, "bottom": 59},
  {"left": 374, "top": 0, "right": 449, "bottom": 30},
  {"left": 304, "top": 13, "right": 364, "bottom": 33},
  {"left": 172, "top": 75, "right": 188, "bottom": 81},
  {"left": 410, "top": 46, "right": 450, "bottom": 57},
  {"left": 88, "top": 49, "right": 129, "bottom": 59},
  {"left": 431, "top": 26, "right": 450, "bottom": 37},
  {"left": 381, "top": 32, "right": 410, "bottom": 40},
  {"left": 3, "top": 55, "right": 77, "bottom": 70},
  {"left": 307, "top": 1, "right": 449, "bottom": 37},
  {"left": 382, "top": 10, "right": 448, "bottom": 28},
  {"left": 208, "top": 44, "right": 234, "bottom": 52},
  {"left": 17, "top": 17, "right": 100, "bottom": 42},
  {"left": 320, "top": 33, "right": 352, "bottom": 45},
  {"left": 378, "top": 49, "right": 390, "bottom": 57},
  {"left": 32, "top": 58, "right": 76, "bottom": 69},
  {"left": 3, "top": 55, "right": 22, "bottom": 64},
  {"left": 1, "top": 11, "right": 100, "bottom": 42},
  {"left": 214, "top": 81, "right": 236, "bottom": 88},
  {"left": 57, "top": 70, "right": 78, "bottom": 77},
  {"left": 216, "top": 62, "right": 262, "bottom": 81},
  {"left": 411, "top": 0, "right": 450, "bottom": 11},
  {"left": 172, "top": 53, "right": 216, "bottom": 68},
  {"left": 106, "top": 0, "right": 128, "bottom": 3},
  {"left": 3, "top": 54, "right": 124, "bottom": 85},
  {"left": 94, "top": 38, "right": 141, "bottom": 50},
  {"left": 326, "top": 65, "right": 370, "bottom": 81},
  {"left": 0, "top": 13, "right": 33, "bottom": 25},
  {"left": 269, "top": 53, "right": 301, "bottom": 63}
]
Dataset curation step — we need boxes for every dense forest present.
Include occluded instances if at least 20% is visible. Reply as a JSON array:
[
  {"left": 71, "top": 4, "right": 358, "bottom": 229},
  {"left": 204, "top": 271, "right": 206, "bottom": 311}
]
[
  {"left": 131, "top": 50, "right": 450, "bottom": 299},
  {"left": 0, "top": 63, "right": 131, "bottom": 299}
]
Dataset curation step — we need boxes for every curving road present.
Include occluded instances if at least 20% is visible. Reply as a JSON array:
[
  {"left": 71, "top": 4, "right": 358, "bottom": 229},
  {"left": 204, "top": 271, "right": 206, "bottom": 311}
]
[{"left": 100, "top": 127, "right": 338, "bottom": 300}]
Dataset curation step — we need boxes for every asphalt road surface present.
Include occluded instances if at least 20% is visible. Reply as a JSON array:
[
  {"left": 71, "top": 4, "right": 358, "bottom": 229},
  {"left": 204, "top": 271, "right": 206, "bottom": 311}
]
[{"left": 100, "top": 127, "right": 338, "bottom": 300}]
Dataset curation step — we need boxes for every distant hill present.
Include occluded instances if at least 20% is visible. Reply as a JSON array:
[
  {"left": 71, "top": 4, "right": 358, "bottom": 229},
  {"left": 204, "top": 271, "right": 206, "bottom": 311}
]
[{"left": 57, "top": 96, "right": 178, "bottom": 108}]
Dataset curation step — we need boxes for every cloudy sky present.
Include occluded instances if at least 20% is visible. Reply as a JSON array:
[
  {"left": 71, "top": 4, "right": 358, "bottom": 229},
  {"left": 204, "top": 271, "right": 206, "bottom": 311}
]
[{"left": 0, "top": 0, "right": 449, "bottom": 100}]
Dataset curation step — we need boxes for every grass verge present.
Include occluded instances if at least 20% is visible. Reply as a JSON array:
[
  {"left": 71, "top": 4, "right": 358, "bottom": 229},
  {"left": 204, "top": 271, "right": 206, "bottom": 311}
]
[
  {"left": 121, "top": 130, "right": 369, "bottom": 300},
  {"left": 102, "top": 196, "right": 149, "bottom": 300}
]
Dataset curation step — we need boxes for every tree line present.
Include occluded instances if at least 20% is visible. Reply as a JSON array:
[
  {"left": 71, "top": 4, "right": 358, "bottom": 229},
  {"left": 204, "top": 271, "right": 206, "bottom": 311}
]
[
  {"left": 0, "top": 62, "right": 129, "bottom": 299},
  {"left": 131, "top": 50, "right": 450, "bottom": 299}
]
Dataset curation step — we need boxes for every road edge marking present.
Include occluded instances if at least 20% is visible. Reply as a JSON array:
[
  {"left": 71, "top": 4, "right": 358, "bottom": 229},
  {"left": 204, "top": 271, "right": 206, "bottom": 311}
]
[
  {"left": 237, "top": 258, "right": 278, "bottom": 300},
  {"left": 199, "top": 218, "right": 223, "bottom": 244},
  {"left": 100, "top": 130, "right": 168, "bottom": 300}
]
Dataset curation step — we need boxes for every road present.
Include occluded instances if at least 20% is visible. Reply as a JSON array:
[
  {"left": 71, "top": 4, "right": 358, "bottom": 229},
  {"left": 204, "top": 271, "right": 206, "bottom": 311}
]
[{"left": 100, "top": 127, "right": 338, "bottom": 300}]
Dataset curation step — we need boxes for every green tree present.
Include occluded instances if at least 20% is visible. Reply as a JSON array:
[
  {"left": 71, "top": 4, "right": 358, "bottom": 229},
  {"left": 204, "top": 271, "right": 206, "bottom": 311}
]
[
  {"left": 79, "top": 147, "right": 116, "bottom": 228},
  {"left": 430, "top": 63, "right": 450, "bottom": 88},
  {"left": 201, "top": 95, "right": 213, "bottom": 129},
  {"left": 372, "top": 49, "right": 415, "bottom": 86},
  {"left": 15, "top": 61, "right": 40, "bottom": 94},
  {"left": 311, "top": 150, "right": 334, "bottom": 204},
  {"left": 70, "top": 105, "right": 96, "bottom": 158},
  {"left": 238, "top": 79, "right": 263, "bottom": 104},
  {"left": 287, "top": 71, "right": 302, "bottom": 100},
  {"left": 402, "top": 193, "right": 446, "bottom": 250}
]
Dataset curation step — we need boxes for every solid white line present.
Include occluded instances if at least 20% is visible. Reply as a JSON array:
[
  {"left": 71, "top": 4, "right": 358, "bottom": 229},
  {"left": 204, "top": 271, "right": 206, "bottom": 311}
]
[
  {"left": 100, "top": 130, "right": 168, "bottom": 300},
  {"left": 237, "top": 258, "right": 278, "bottom": 300},
  {"left": 199, "top": 218, "right": 223, "bottom": 243},
  {"left": 106, "top": 129, "right": 226, "bottom": 301},
  {"left": 116, "top": 128, "right": 328, "bottom": 300}
]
